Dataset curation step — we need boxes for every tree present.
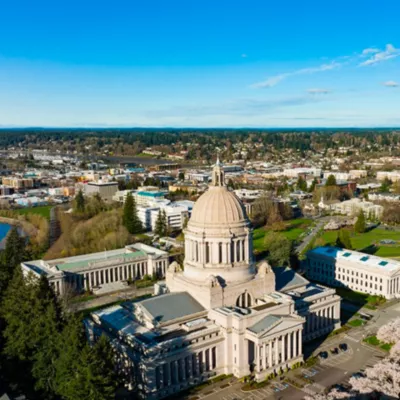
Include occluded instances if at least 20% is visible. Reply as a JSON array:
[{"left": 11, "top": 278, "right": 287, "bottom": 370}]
[
  {"left": 0, "top": 226, "right": 25, "bottom": 300},
  {"left": 264, "top": 232, "right": 293, "bottom": 266},
  {"left": 380, "top": 177, "right": 392, "bottom": 193},
  {"left": 336, "top": 229, "right": 352, "bottom": 249},
  {"left": 75, "top": 190, "right": 85, "bottom": 213},
  {"left": 296, "top": 176, "right": 307, "bottom": 192},
  {"left": 178, "top": 172, "right": 185, "bottom": 181},
  {"left": 325, "top": 174, "right": 337, "bottom": 187},
  {"left": 308, "top": 178, "right": 318, "bottom": 193},
  {"left": 123, "top": 192, "right": 143, "bottom": 234},
  {"left": 154, "top": 210, "right": 164, "bottom": 236},
  {"left": 354, "top": 210, "right": 366, "bottom": 233}
]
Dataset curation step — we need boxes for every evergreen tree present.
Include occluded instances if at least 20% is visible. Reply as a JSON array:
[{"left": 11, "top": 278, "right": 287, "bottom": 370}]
[
  {"left": 154, "top": 210, "right": 163, "bottom": 236},
  {"left": 355, "top": 210, "right": 367, "bottom": 233},
  {"left": 162, "top": 210, "right": 168, "bottom": 236},
  {"left": 308, "top": 178, "right": 318, "bottom": 193},
  {"left": 296, "top": 176, "right": 307, "bottom": 192},
  {"left": 75, "top": 190, "right": 85, "bottom": 213},
  {"left": 336, "top": 229, "right": 352, "bottom": 249},
  {"left": 0, "top": 226, "right": 25, "bottom": 300},
  {"left": 123, "top": 192, "right": 143, "bottom": 234},
  {"left": 325, "top": 174, "right": 337, "bottom": 187}
]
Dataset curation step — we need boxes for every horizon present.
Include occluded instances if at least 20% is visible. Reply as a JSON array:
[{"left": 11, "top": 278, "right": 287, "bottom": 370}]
[{"left": 1, "top": 0, "right": 400, "bottom": 127}]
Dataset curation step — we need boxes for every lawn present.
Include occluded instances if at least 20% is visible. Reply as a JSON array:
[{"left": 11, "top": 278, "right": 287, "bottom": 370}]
[
  {"left": 253, "top": 218, "right": 313, "bottom": 253},
  {"left": 347, "top": 319, "right": 365, "bottom": 327},
  {"left": 322, "top": 227, "right": 400, "bottom": 258},
  {"left": 363, "top": 335, "right": 393, "bottom": 351},
  {"left": 14, "top": 205, "right": 53, "bottom": 220}
]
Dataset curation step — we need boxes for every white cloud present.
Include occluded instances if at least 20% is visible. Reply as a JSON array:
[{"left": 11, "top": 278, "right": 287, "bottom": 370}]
[
  {"left": 360, "top": 44, "right": 400, "bottom": 66},
  {"left": 382, "top": 80, "right": 399, "bottom": 87},
  {"left": 362, "top": 48, "right": 380, "bottom": 55},
  {"left": 307, "top": 88, "right": 330, "bottom": 94},
  {"left": 252, "top": 61, "right": 341, "bottom": 88}
]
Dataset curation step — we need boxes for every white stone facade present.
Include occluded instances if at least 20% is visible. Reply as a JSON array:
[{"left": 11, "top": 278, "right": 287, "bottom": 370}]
[{"left": 306, "top": 246, "right": 400, "bottom": 299}]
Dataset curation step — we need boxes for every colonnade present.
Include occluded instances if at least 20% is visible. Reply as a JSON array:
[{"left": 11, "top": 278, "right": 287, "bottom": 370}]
[
  {"left": 60, "top": 259, "right": 168, "bottom": 293},
  {"left": 186, "top": 238, "right": 249, "bottom": 265},
  {"left": 388, "top": 277, "right": 400, "bottom": 296},
  {"left": 304, "top": 305, "right": 336, "bottom": 335},
  {"left": 155, "top": 347, "right": 217, "bottom": 389},
  {"left": 254, "top": 329, "right": 302, "bottom": 372}
]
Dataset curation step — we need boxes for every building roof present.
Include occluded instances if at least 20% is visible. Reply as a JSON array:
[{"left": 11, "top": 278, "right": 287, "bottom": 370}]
[
  {"left": 248, "top": 315, "right": 282, "bottom": 334},
  {"left": 138, "top": 292, "right": 205, "bottom": 324},
  {"left": 309, "top": 246, "right": 400, "bottom": 273},
  {"left": 273, "top": 267, "right": 309, "bottom": 292},
  {"left": 189, "top": 185, "right": 248, "bottom": 228}
]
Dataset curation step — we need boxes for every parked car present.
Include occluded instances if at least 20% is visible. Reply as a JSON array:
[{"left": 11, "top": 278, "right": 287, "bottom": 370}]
[
  {"left": 318, "top": 351, "right": 328, "bottom": 359},
  {"left": 330, "top": 347, "right": 339, "bottom": 355},
  {"left": 339, "top": 343, "right": 348, "bottom": 352}
]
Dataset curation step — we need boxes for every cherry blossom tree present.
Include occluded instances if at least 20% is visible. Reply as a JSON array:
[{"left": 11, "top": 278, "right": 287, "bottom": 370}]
[{"left": 377, "top": 317, "right": 400, "bottom": 345}]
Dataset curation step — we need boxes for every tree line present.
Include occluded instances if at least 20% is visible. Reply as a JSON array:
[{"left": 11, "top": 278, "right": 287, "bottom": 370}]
[{"left": 0, "top": 227, "right": 120, "bottom": 399}]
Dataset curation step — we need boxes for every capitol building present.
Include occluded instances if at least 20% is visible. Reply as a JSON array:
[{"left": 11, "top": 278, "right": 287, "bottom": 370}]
[{"left": 86, "top": 160, "right": 341, "bottom": 399}]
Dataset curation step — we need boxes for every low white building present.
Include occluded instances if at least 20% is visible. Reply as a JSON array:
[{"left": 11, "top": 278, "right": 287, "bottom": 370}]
[
  {"left": 306, "top": 246, "right": 400, "bottom": 299},
  {"left": 330, "top": 198, "right": 383, "bottom": 218},
  {"left": 377, "top": 171, "right": 400, "bottom": 182},
  {"left": 21, "top": 243, "right": 169, "bottom": 295},
  {"left": 283, "top": 168, "right": 321, "bottom": 178},
  {"left": 369, "top": 192, "right": 400, "bottom": 202}
]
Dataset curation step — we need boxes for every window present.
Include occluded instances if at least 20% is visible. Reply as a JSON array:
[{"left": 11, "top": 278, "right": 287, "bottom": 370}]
[
  {"left": 360, "top": 256, "right": 369, "bottom": 262},
  {"left": 379, "top": 261, "right": 388, "bottom": 266},
  {"left": 205, "top": 242, "right": 210, "bottom": 263}
]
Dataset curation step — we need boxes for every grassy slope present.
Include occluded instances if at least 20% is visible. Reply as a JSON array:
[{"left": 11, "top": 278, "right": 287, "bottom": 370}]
[
  {"left": 322, "top": 227, "right": 400, "bottom": 257},
  {"left": 14, "top": 205, "right": 52, "bottom": 220},
  {"left": 253, "top": 218, "right": 313, "bottom": 253}
]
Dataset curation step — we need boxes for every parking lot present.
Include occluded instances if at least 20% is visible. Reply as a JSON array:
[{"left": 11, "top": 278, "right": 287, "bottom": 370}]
[{"left": 199, "top": 335, "right": 383, "bottom": 400}]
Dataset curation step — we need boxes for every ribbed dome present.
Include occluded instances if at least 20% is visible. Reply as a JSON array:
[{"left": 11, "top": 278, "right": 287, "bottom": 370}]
[{"left": 189, "top": 186, "right": 248, "bottom": 228}]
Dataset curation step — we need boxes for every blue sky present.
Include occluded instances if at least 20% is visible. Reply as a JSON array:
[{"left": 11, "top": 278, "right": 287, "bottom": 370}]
[{"left": 0, "top": 0, "right": 399, "bottom": 127}]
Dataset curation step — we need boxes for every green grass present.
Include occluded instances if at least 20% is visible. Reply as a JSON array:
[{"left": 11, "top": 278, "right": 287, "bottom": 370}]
[
  {"left": 364, "top": 335, "right": 380, "bottom": 346},
  {"left": 322, "top": 227, "right": 400, "bottom": 258},
  {"left": 327, "top": 325, "right": 350, "bottom": 337},
  {"left": 347, "top": 319, "right": 365, "bottom": 327},
  {"left": 14, "top": 205, "right": 53, "bottom": 220},
  {"left": 253, "top": 218, "right": 313, "bottom": 253}
]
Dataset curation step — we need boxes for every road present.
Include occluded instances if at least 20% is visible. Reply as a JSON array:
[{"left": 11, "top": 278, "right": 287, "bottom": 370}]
[{"left": 295, "top": 218, "right": 328, "bottom": 254}]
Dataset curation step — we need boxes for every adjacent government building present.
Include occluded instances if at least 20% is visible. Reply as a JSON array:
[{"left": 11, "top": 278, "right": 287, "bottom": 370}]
[
  {"left": 21, "top": 243, "right": 169, "bottom": 295},
  {"left": 85, "top": 160, "right": 341, "bottom": 399},
  {"left": 306, "top": 246, "right": 400, "bottom": 299}
]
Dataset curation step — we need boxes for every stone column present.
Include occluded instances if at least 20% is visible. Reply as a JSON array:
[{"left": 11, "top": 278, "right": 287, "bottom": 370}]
[
  {"left": 281, "top": 334, "right": 286, "bottom": 363},
  {"left": 299, "top": 330, "right": 302, "bottom": 356},
  {"left": 180, "top": 359, "right": 186, "bottom": 381},
  {"left": 174, "top": 360, "right": 179, "bottom": 383},
  {"left": 255, "top": 344, "right": 260, "bottom": 372},
  {"left": 268, "top": 341, "right": 272, "bottom": 367},
  {"left": 187, "top": 356, "right": 192, "bottom": 379},
  {"left": 165, "top": 363, "right": 171, "bottom": 385},
  {"left": 294, "top": 330, "right": 298, "bottom": 357},
  {"left": 287, "top": 332, "right": 291, "bottom": 360},
  {"left": 275, "top": 337, "right": 279, "bottom": 365},
  {"left": 262, "top": 343, "right": 266, "bottom": 370}
]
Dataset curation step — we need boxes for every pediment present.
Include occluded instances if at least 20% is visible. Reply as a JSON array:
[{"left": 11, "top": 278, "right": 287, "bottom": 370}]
[{"left": 247, "top": 315, "right": 303, "bottom": 339}]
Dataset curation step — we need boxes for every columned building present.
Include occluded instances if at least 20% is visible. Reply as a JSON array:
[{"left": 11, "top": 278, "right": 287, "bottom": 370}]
[{"left": 85, "top": 160, "right": 341, "bottom": 399}]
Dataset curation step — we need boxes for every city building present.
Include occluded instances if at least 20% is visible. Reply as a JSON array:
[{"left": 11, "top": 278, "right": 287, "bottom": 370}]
[
  {"left": 329, "top": 198, "right": 383, "bottom": 218},
  {"left": 377, "top": 171, "right": 400, "bottom": 182},
  {"left": 84, "top": 181, "right": 119, "bottom": 201},
  {"left": 85, "top": 161, "right": 341, "bottom": 399},
  {"left": 21, "top": 243, "right": 169, "bottom": 296},
  {"left": 306, "top": 246, "right": 400, "bottom": 299}
]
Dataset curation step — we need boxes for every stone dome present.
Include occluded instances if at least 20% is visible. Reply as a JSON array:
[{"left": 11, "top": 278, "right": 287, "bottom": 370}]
[{"left": 189, "top": 186, "right": 249, "bottom": 229}]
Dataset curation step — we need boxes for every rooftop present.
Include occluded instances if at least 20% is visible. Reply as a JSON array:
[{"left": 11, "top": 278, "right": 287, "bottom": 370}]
[
  {"left": 138, "top": 292, "right": 206, "bottom": 324},
  {"left": 273, "top": 266, "right": 309, "bottom": 292},
  {"left": 309, "top": 246, "right": 400, "bottom": 273},
  {"left": 248, "top": 315, "right": 282, "bottom": 334}
]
